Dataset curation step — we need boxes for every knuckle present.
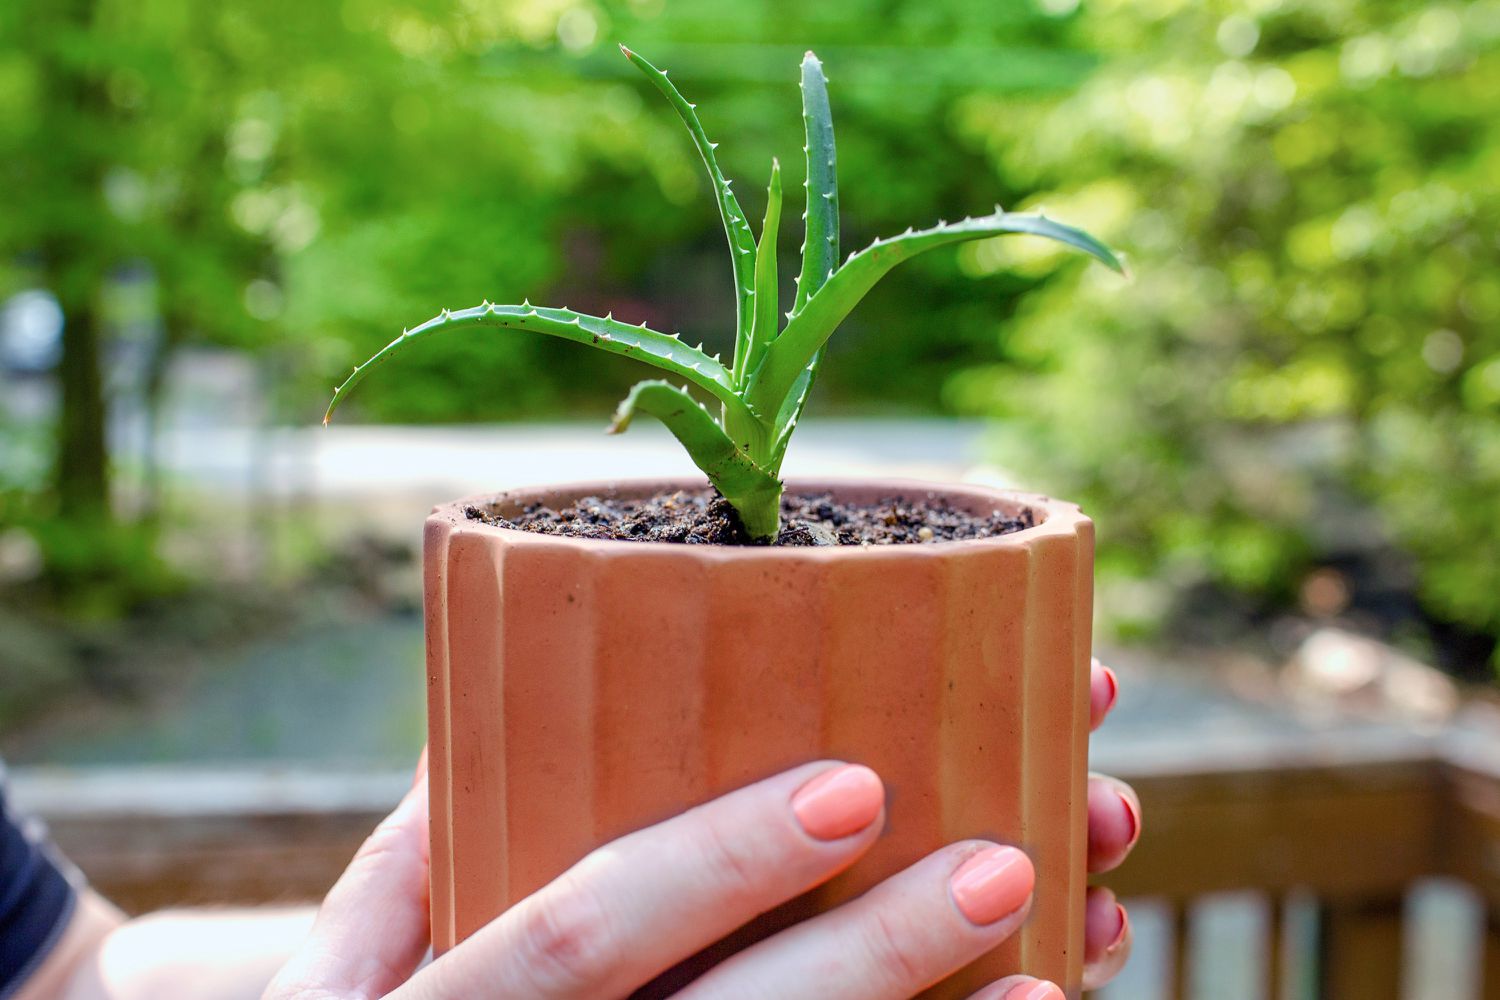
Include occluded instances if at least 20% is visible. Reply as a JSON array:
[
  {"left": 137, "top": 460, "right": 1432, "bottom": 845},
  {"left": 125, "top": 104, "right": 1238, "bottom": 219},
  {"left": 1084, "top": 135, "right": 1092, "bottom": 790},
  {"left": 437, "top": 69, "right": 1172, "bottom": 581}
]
[
  {"left": 691, "top": 816, "right": 764, "bottom": 907},
  {"left": 351, "top": 817, "right": 414, "bottom": 870},
  {"left": 517, "top": 870, "right": 621, "bottom": 991},
  {"left": 861, "top": 904, "right": 928, "bottom": 988}
]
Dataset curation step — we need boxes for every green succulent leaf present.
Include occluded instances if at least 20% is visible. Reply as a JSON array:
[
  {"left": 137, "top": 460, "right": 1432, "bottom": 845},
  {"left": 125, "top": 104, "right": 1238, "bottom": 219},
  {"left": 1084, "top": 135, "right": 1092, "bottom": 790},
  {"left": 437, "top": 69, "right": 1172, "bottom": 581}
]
[
  {"left": 324, "top": 50, "right": 1125, "bottom": 545},
  {"left": 768, "top": 363, "right": 814, "bottom": 473},
  {"left": 746, "top": 212, "right": 1125, "bottom": 422},
  {"left": 794, "top": 51, "right": 838, "bottom": 312},
  {"left": 740, "top": 158, "right": 782, "bottom": 384},
  {"left": 608, "top": 379, "right": 783, "bottom": 539},
  {"left": 324, "top": 302, "right": 752, "bottom": 428},
  {"left": 725, "top": 158, "right": 783, "bottom": 460},
  {"left": 773, "top": 51, "right": 840, "bottom": 472},
  {"left": 621, "top": 46, "right": 758, "bottom": 356}
]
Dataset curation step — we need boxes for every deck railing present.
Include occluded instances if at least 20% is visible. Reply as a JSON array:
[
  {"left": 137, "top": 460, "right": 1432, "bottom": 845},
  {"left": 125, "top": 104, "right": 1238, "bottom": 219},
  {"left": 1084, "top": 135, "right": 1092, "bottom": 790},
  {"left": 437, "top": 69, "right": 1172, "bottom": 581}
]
[
  {"left": 1099, "top": 729, "right": 1486, "bottom": 998},
  {"left": 12, "top": 727, "right": 1500, "bottom": 999}
]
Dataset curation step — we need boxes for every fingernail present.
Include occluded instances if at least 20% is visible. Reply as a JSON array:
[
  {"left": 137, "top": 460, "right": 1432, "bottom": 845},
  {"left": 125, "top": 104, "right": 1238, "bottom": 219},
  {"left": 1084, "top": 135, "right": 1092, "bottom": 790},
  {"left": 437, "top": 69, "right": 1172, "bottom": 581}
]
[
  {"left": 1118, "top": 791, "right": 1140, "bottom": 847},
  {"left": 1106, "top": 903, "right": 1130, "bottom": 954},
  {"left": 1090, "top": 662, "right": 1118, "bottom": 730},
  {"left": 1005, "top": 981, "right": 1065, "bottom": 1000},
  {"left": 950, "top": 846, "right": 1034, "bottom": 926},
  {"left": 791, "top": 764, "right": 884, "bottom": 841}
]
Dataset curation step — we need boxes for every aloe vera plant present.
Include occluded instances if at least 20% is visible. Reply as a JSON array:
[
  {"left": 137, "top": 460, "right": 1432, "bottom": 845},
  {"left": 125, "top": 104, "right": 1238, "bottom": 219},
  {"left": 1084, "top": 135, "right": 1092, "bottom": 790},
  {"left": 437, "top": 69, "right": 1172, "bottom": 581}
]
[{"left": 325, "top": 46, "right": 1123, "bottom": 539}]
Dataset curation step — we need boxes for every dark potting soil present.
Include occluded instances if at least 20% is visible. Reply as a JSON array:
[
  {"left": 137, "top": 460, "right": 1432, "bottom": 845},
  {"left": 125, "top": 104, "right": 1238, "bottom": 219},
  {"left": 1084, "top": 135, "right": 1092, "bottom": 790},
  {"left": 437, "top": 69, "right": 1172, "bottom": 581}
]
[{"left": 464, "top": 487, "right": 1034, "bottom": 547}]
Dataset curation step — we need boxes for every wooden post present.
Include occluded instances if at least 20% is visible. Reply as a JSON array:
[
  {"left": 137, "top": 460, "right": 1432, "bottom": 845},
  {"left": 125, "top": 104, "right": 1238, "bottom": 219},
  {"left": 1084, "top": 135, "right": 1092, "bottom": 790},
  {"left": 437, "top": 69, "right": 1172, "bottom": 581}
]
[
  {"left": 1316, "top": 895, "right": 1404, "bottom": 1000},
  {"left": 1480, "top": 909, "right": 1500, "bottom": 1000},
  {"left": 1265, "top": 894, "right": 1285, "bottom": 1000},
  {"left": 1171, "top": 900, "right": 1193, "bottom": 1000}
]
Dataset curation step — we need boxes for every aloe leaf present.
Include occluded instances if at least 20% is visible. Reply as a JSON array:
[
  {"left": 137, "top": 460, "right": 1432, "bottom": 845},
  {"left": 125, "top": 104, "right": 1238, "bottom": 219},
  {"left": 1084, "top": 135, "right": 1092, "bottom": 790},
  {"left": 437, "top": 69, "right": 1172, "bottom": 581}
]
[
  {"left": 725, "top": 159, "right": 783, "bottom": 462},
  {"left": 746, "top": 212, "right": 1125, "bottom": 420},
  {"left": 793, "top": 51, "right": 838, "bottom": 312},
  {"left": 768, "top": 363, "right": 813, "bottom": 473},
  {"left": 622, "top": 46, "right": 757, "bottom": 360},
  {"left": 739, "top": 159, "right": 782, "bottom": 384},
  {"left": 324, "top": 302, "right": 752, "bottom": 428},
  {"left": 608, "top": 379, "right": 783, "bottom": 539},
  {"left": 772, "top": 51, "right": 839, "bottom": 471}
]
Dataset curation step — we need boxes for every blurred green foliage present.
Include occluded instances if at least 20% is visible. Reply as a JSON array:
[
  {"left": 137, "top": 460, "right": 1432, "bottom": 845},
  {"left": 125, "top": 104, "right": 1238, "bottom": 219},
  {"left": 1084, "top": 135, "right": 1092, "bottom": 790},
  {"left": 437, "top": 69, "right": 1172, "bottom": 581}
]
[
  {"left": 0, "top": 0, "right": 1099, "bottom": 426},
  {"left": 0, "top": 0, "right": 1099, "bottom": 624},
  {"left": 943, "top": 0, "right": 1500, "bottom": 664},
  {"left": 1, "top": 0, "right": 1496, "bottom": 667}
]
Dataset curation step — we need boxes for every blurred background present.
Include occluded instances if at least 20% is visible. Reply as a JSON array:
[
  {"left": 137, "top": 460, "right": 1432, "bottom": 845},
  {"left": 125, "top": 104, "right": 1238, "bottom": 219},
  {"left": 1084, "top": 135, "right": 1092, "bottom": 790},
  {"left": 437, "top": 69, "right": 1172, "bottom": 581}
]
[{"left": 2, "top": 0, "right": 1499, "bottom": 997}]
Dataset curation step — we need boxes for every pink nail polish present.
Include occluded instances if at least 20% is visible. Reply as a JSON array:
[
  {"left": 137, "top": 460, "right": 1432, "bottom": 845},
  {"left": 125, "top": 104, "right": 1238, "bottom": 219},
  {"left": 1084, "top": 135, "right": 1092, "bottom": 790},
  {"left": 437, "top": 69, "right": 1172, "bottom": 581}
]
[
  {"left": 791, "top": 764, "right": 884, "bottom": 841},
  {"left": 1107, "top": 903, "right": 1130, "bottom": 953},
  {"left": 949, "top": 846, "right": 1034, "bottom": 926},
  {"left": 1005, "top": 982, "right": 1065, "bottom": 1000},
  {"left": 1118, "top": 792, "right": 1140, "bottom": 847},
  {"left": 1090, "top": 664, "right": 1118, "bottom": 730}
]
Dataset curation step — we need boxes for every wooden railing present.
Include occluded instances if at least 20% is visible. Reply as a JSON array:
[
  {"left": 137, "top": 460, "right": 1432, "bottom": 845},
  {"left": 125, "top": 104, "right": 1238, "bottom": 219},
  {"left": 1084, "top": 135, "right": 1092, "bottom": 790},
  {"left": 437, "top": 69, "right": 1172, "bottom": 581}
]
[
  {"left": 8, "top": 768, "right": 404, "bottom": 913},
  {"left": 12, "top": 727, "right": 1500, "bottom": 999},
  {"left": 1096, "top": 729, "right": 1469, "bottom": 998}
]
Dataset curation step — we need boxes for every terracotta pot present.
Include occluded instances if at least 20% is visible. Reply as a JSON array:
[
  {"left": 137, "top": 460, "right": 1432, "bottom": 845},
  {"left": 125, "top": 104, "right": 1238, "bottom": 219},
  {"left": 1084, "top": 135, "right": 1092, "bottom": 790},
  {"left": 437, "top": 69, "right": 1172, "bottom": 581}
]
[{"left": 423, "top": 478, "right": 1094, "bottom": 998}]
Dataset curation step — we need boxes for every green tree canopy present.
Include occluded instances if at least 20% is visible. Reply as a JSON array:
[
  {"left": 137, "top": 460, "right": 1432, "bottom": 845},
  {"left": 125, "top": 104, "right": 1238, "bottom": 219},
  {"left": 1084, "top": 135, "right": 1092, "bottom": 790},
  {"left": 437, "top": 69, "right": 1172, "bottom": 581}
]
[{"left": 947, "top": 0, "right": 1500, "bottom": 667}]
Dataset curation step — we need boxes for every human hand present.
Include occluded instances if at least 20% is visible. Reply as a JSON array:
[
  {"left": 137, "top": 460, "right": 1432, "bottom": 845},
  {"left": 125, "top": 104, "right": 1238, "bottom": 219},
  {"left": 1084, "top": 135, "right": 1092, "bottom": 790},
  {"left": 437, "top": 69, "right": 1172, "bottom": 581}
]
[
  {"left": 271, "top": 768, "right": 1060, "bottom": 999},
  {"left": 1081, "top": 658, "right": 1140, "bottom": 991},
  {"left": 265, "top": 662, "right": 1139, "bottom": 1000}
]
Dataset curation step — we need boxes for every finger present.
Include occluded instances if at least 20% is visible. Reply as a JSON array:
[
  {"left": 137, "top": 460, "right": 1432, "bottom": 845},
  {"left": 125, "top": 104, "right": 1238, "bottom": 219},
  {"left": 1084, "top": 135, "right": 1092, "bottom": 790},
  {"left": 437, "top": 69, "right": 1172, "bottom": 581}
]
[
  {"left": 1089, "top": 658, "right": 1119, "bottom": 732},
  {"left": 1087, "top": 773, "right": 1141, "bottom": 873},
  {"left": 264, "top": 774, "right": 432, "bottom": 999},
  {"left": 396, "top": 761, "right": 885, "bottom": 1000},
  {"left": 965, "top": 975, "right": 1066, "bottom": 1000},
  {"left": 1081, "top": 886, "right": 1132, "bottom": 990},
  {"left": 678, "top": 841, "right": 1034, "bottom": 1000}
]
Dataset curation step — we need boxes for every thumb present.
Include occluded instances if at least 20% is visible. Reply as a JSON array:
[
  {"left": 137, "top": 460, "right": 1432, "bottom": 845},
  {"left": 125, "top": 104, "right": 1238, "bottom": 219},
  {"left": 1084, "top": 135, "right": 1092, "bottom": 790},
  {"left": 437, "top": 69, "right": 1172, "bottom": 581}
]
[{"left": 264, "top": 773, "right": 431, "bottom": 999}]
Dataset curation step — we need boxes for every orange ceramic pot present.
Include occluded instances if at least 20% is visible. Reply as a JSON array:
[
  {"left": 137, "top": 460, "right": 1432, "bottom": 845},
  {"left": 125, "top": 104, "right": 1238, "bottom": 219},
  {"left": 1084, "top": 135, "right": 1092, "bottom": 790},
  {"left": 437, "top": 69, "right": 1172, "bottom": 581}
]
[{"left": 423, "top": 478, "right": 1095, "bottom": 998}]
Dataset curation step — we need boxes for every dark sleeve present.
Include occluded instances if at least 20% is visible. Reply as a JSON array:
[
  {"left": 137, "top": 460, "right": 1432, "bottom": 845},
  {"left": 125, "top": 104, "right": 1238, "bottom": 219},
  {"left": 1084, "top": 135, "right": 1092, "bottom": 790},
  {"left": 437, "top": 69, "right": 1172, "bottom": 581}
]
[{"left": 0, "top": 762, "right": 78, "bottom": 1000}]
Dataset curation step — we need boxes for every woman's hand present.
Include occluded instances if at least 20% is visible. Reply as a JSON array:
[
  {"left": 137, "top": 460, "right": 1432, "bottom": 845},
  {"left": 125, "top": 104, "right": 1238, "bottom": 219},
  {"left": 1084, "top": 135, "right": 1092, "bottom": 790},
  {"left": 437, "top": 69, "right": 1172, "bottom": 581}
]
[
  {"left": 265, "top": 661, "right": 1140, "bottom": 1000},
  {"left": 265, "top": 762, "right": 1060, "bottom": 999},
  {"left": 1083, "top": 658, "right": 1139, "bottom": 990}
]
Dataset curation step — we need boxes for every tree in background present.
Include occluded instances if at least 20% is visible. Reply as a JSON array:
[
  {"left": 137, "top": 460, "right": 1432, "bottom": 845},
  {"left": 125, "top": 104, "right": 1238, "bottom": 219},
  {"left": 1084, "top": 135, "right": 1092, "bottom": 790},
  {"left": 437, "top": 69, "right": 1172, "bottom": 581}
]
[
  {"left": 947, "top": 0, "right": 1500, "bottom": 671},
  {"left": 1, "top": 0, "right": 1092, "bottom": 606},
  {"left": 23, "top": 0, "right": 1491, "bottom": 675},
  {"left": 2, "top": 1, "right": 258, "bottom": 604},
  {"left": 0, "top": 0, "right": 703, "bottom": 595},
  {"left": 297, "top": 0, "right": 1098, "bottom": 422}
]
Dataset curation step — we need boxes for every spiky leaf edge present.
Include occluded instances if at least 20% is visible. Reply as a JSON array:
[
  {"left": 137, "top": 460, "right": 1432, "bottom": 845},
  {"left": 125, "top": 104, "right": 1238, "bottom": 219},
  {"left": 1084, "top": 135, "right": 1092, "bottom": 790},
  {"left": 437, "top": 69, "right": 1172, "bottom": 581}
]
[
  {"left": 745, "top": 211, "right": 1125, "bottom": 422},
  {"left": 621, "top": 46, "right": 758, "bottom": 364},
  {"left": 793, "top": 51, "right": 838, "bottom": 313},
  {"left": 725, "top": 158, "right": 783, "bottom": 462},
  {"left": 324, "top": 302, "right": 756, "bottom": 430},
  {"left": 741, "top": 158, "right": 782, "bottom": 385},
  {"left": 770, "top": 51, "right": 839, "bottom": 474}
]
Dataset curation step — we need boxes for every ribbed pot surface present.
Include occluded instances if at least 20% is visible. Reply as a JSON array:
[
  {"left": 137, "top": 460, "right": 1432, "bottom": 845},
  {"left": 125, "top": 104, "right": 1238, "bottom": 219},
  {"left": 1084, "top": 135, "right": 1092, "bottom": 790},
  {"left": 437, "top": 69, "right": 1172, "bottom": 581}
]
[{"left": 424, "top": 478, "right": 1094, "bottom": 997}]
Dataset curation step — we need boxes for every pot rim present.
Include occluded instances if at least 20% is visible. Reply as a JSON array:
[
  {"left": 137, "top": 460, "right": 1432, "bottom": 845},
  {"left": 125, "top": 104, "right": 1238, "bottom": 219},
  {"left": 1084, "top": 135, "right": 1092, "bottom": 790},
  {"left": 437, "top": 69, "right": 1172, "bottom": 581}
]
[{"left": 429, "top": 477, "right": 1089, "bottom": 559}]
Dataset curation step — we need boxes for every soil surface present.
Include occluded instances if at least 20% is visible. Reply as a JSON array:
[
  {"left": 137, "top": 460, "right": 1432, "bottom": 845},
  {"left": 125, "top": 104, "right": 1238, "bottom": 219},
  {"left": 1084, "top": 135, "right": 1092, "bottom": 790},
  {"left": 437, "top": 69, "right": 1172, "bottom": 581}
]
[{"left": 465, "top": 487, "right": 1034, "bottom": 546}]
